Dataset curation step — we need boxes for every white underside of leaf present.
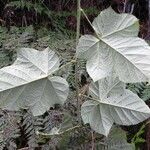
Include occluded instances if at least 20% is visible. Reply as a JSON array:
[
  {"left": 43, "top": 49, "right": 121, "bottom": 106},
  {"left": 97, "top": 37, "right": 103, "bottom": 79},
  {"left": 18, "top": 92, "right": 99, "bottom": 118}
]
[
  {"left": 0, "top": 76, "right": 69, "bottom": 116},
  {"left": 0, "top": 48, "right": 69, "bottom": 116},
  {"left": 76, "top": 7, "right": 150, "bottom": 82},
  {"left": 81, "top": 75, "right": 150, "bottom": 136}
]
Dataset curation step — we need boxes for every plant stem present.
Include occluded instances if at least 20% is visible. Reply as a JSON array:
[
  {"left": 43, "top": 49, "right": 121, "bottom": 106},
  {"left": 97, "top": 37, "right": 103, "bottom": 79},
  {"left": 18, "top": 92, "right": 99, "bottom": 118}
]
[
  {"left": 91, "top": 131, "right": 95, "bottom": 150},
  {"left": 75, "top": 0, "right": 81, "bottom": 123},
  {"left": 52, "top": 59, "right": 76, "bottom": 75},
  {"left": 81, "top": 9, "right": 100, "bottom": 39},
  {"left": 148, "top": 0, "right": 150, "bottom": 34},
  {"left": 58, "top": 60, "right": 76, "bottom": 71},
  {"left": 36, "top": 125, "right": 81, "bottom": 137},
  {"left": 76, "top": 0, "right": 81, "bottom": 45},
  {"left": 79, "top": 93, "right": 100, "bottom": 102}
]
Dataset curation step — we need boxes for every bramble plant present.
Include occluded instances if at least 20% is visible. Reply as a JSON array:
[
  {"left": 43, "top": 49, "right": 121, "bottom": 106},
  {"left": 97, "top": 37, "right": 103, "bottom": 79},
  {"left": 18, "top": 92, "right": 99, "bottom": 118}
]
[{"left": 0, "top": 3, "right": 150, "bottom": 149}]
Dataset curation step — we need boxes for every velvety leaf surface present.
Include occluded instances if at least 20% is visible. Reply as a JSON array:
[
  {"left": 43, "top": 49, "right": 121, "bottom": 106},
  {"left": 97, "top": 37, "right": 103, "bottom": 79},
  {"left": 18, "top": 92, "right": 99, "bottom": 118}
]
[
  {"left": 0, "top": 48, "right": 69, "bottom": 116},
  {"left": 76, "top": 7, "right": 150, "bottom": 82},
  {"left": 81, "top": 75, "right": 150, "bottom": 136}
]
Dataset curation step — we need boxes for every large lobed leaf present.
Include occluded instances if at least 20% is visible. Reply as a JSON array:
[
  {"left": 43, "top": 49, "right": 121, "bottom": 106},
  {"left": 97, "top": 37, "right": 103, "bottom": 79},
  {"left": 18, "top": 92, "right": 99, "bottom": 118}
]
[
  {"left": 76, "top": 7, "right": 150, "bottom": 82},
  {"left": 81, "top": 75, "right": 150, "bottom": 136},
  {"left": 0, "top": 48, "right": 69, "bottom": 116}
]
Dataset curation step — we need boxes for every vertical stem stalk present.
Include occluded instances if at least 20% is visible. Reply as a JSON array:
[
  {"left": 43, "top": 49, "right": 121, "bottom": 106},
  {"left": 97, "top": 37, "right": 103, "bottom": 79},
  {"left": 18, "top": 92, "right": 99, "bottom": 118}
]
[
  {"left": 76, "top": 0, "right": 81, "bottom": 45},
  {"left": 148, "top": 0, "right": 150, "bottom": 34},
  {"left": 75, "top": 0, "right": 81, "bottom": 122},
  {"left": 91, "top": 131, "right": 95, "bottom": 150}
]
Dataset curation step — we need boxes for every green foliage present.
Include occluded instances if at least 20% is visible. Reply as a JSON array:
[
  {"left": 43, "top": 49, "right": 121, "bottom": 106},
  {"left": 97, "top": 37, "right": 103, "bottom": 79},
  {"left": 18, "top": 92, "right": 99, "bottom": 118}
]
[
  {"left": 141, "top": 84, "right": 150, "bottom": 101},
  {"left": 6, "top": 0, "right": 51, "bottom": 18},
  {"left": 131, "top": 123, "right": 146, "bottom": 149},
  {"left": 127, "top": 82, "right": 150, "bottom": 102},
  {"left": 126, "top": 82, "right": 146, "bottom": 95},
  {"left": 0, "top": 26, "right": 35, "bottom": 68},
  {"left": 0, "top": 27, "right": 14, "bottom": 68}
]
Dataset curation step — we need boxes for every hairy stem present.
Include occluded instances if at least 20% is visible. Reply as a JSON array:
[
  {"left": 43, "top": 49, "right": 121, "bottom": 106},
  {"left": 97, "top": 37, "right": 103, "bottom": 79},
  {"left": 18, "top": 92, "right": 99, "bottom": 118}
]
[
  {"left": 81, "top": 9, "right": 100, "bottom": 39},
  {"left": 79, "top": 94, "right": 100, "bottom": 102},
  {"left": 36, "top": 125, "right": 81, "bottom": 137},
  {"left": 91, "top": 131, "right": 95, "bottom": 150},
  {"left": 75, "top": 0, "right": 81, "bottom": 122},
  {"left": 76, "top": 0, "right": 81, "bottom": 45}
]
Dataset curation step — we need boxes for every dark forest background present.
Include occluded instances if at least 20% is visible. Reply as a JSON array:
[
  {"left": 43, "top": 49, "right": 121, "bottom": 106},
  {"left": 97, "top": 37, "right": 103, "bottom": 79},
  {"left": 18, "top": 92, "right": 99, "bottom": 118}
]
[{"left": 0, "top": 0, "right": 149, "bottom": 37}]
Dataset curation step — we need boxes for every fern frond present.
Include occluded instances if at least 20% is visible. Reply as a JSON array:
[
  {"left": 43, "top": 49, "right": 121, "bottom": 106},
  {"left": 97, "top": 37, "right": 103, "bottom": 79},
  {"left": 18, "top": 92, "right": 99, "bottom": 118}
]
[
  {"left": 22, "top": 110, "right": 43, "bottom": 148},
  {"left": 39, "top": 109, "right": 63, "bottom": 149},
  {"left": 6, "top": 139, "right": 17, "bottom": 150},
  {"left": 126, "top": 82, "right": 146, "bottom": 96},
  {"left": 141, "top": 84, "right": 150, "bottom": 101},
  {"left": 0, "top": 110, "right": 21, "bottom": 150},
  {"left": 127, "top": 82, "right": 150, "bottom": 101},
  {"left": 43, "top": 110, "right": 63, "bottom": 132}
]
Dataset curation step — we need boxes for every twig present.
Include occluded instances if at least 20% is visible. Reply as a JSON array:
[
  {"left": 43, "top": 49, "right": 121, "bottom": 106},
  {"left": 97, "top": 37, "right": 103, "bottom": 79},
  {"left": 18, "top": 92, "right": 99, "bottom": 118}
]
[
  {"left": 36, "top": 125, "right": 81, "bottom": 138},
  {"left": 91, "top": 131, "right": 95, "bottom": 150},
  {"left": 123, "top": 0, "right": 127, "bottom": 13},
  {"left": 81, "top": 9, "right": 100, "bottom": 39},
  {"left": 75, "top": 0, "right": 81, "bottom": 123},
  {"left": 79, "top": 93, "right": 100, "bottom": 102},
  {"left": 52, "top": 59, "right": 76, "bottom": 75}
]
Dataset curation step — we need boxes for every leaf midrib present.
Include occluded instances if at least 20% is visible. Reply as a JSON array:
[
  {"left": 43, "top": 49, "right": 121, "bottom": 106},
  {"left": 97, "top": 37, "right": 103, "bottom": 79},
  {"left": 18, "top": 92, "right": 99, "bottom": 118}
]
[
  {"left": 92, "top": 98, "right": 149, "bottom": 114},
  {"left": 97, "top": 37, "right": 148, "bottom": 81},
  {"left": 0, "top": 74, "right": 48, "bottom": 92}
]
